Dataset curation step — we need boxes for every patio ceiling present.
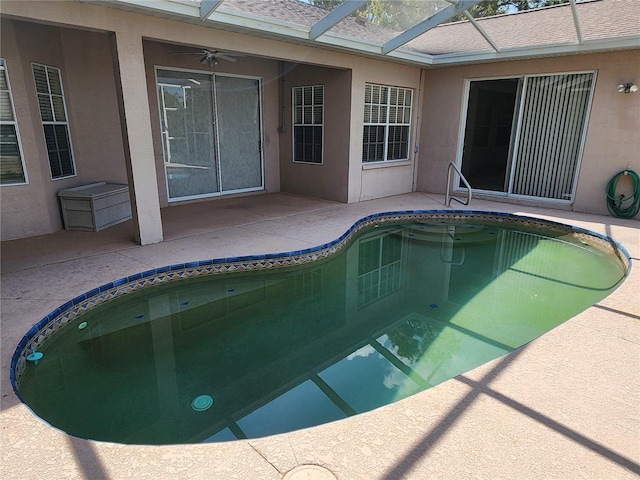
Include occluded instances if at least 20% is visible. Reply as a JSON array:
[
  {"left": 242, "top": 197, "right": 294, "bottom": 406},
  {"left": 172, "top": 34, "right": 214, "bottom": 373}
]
[{"left": 106, "top": 0, "right": 640, "bottom": 66}]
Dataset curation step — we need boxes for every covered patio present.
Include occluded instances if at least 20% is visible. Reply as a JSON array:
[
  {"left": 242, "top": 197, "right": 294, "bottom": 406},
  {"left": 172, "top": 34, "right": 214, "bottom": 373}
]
[{"left": 1, "top": 0, "right": 638, "bottom": 245}]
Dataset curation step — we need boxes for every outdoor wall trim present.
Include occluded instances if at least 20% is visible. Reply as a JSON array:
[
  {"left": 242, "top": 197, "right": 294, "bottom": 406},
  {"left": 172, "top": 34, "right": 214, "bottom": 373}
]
[
  {"left": 314, "top": 35, "right": 436, "bottom": 65},
  {"left": 431, "top": 35, "right": 640, "bottom": 65},
  {"left": 107, "top": 0, "right": 199, "bottom": 18},
  {"left": 362, "top": 160, "right": 412, "bottom": 170}
]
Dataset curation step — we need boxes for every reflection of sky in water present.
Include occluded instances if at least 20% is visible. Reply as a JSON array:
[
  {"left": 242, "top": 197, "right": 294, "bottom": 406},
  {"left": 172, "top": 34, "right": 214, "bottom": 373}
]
[
  {"left": 347, "top": 343, "right": 376, "bottom": 360},
  {"left": 237, "top": 379, "right": 345, "bottom": 438},
  {"left": 377, "top": 318, "right": 508, "bottom": 388},
  {"left": 204, "top": 427, "right": 236, "bottom": 443},
  {"left": 318, "top": 344, "right": 421, "bottom": 413}
]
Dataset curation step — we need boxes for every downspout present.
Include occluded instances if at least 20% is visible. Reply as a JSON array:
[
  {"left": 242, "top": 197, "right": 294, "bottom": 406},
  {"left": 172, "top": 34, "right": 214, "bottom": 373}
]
[
  {"left": 412, "top": 68, "right": 426, "bottom": 192},
  {"left": 278, "top": 61, "right": 286, "bottom": 134}
]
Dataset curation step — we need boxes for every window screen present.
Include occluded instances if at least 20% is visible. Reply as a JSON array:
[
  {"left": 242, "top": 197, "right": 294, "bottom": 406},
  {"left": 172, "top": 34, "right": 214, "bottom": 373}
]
[
  {"left": 363, "top": 83, "right": 412, "bottom": 163},
  {"left": 293, "top": 85, "right": 323, "bottom": 164},
  {"left": 32, "top": 63, "right": 75, "bottom": 179},
  {"left": 1, "top": 59, "right": 26, "bottom": 185}
]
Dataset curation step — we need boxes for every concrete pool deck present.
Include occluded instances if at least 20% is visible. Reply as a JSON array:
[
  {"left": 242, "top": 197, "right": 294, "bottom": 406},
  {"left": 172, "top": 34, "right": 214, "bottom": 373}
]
[{"left": 1, "top": 192, "right": 638, "bottom": 480}]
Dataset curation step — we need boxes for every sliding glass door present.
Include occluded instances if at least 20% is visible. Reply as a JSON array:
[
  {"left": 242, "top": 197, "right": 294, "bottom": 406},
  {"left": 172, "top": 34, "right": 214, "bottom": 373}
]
[
  {"left": 157, "top": 69, "right": 263, "bottom": 201},
  {"left": 215, "top": 76, "right": 263, "bottom": 192},
  {"left": 158, "top": 71, "right": 218, "bottom": 199},
  {"left": 460, "top": 72, "right": 595, "bottom": 203},
  {"left": 461, "top": 78, "right": 520, "bottom": 193}
]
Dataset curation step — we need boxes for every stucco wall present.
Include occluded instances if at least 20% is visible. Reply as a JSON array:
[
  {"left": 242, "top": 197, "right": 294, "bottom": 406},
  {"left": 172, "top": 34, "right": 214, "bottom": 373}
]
[
  {"left": 0, "top": 19, "right": 127, "bottom": 240},
  {"left": 348, "top": 64, "right": 423, "bottom": 203},
  {"left": 417, "top": 50, "right": 640, "bottom": 217},
  {"left": 573, "top": 50, "right": 640, "bottom": 216},
  {"left": 278, "top": 63, "right": 351, "bottom": 202},
  {"left": 279, "top": 59, "right": 423, "bottom": 204}
]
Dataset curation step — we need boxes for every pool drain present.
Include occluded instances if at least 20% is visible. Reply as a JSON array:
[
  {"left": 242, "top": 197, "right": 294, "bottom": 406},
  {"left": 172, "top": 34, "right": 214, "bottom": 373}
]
[
  {"left": 283, "top": 465, "right": 337, "bottom": 480},
  {"left": 191, "top": 394, "right": 213, "bottom": 411}
]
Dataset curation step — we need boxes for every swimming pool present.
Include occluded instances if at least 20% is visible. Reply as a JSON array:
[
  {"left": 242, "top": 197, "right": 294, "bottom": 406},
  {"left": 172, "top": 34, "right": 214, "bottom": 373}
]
[{"left": 11, "top": 211, "right": 630, "bottom": 445}]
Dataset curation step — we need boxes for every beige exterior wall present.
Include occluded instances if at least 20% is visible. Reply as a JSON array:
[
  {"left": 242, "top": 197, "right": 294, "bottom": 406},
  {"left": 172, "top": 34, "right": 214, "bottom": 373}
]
[
  {"left": 417, "top": 50, "right": 640, "bottom": 217},
  {"left": 574, "top": 50, "right": 640, "bottom": 216},
  {"left": 348, "top": 64, "right": 423, "bottom": 203},
  {"left": 0, "top": 19, "right": 127, "bottom": 240},
  {"left": 279, "top": 63, "right": 351, "bottom": 202},
  {"left": 279, "top": 59, "right": 422, "bottom": 204}
]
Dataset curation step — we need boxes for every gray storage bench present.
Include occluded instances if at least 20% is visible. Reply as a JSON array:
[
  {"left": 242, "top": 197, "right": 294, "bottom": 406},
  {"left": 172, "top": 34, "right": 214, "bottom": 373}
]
[{"left": 58, "top": 182, "right": 132, "bottom": 232}]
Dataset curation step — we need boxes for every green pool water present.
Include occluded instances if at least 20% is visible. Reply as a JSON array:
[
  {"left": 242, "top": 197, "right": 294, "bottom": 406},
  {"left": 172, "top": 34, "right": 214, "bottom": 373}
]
[{"left": 18, "top": 220, "right": 627, "bottom": 444}]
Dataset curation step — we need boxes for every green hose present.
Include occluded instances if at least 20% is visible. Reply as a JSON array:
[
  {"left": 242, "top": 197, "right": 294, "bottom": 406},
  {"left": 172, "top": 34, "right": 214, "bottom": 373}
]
[{"left": 606, "top": 169, "right": 640, "bottom": 219}]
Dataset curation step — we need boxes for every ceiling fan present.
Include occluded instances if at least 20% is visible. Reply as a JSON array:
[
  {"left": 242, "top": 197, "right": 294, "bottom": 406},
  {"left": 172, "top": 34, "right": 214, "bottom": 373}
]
[{"left": 169, "top": 48, "right": 242, "bottom": 66}]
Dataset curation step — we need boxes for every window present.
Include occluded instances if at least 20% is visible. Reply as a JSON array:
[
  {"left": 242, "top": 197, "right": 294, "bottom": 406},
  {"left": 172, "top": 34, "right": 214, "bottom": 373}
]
[
  {"left": 32, "top": 63, "right": 75, "bottom": 179},
  {"left": 293, "top": 85, "right": 323, "bottom": 164},
  {"left": 363, "top": 84, "right": 412, "bottom": 163},
  {"left": 0, "top": 59, "right": 27, "bottom": 185}
]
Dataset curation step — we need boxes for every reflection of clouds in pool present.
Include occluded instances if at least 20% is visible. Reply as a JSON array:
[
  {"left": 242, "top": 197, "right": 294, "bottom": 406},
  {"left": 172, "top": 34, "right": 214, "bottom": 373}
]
[
  {"left": 347, "top": 344, "right": 376, "bottom": 360},
  {"left": 383, "top": 366, "right": 408, "bottom": 390}
]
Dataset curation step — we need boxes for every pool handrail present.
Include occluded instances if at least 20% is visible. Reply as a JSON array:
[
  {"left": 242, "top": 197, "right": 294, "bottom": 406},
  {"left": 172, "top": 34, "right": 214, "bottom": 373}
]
[{"left": 445, "top": 162, "right": 472, "bottom": 207}]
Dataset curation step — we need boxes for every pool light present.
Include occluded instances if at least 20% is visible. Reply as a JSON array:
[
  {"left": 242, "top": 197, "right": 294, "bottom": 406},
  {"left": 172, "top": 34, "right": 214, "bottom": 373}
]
[{"left": 191, "top": 395, "right": 214, "bottom": 411}]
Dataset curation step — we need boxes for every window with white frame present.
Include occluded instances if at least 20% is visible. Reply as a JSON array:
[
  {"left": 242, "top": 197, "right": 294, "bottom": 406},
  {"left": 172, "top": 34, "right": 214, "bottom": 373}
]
[
  {"left": 293, "top": 85, "right": 323, "bottom": 164},
  {"left": 363, "top": 83, "right": 412, "bottom": 163},
  {"left": 32, "top": 63, "right": 75, "bottom": 179},
  {"left": 0, "top": 59, "right": 27, "bottom": 185}
]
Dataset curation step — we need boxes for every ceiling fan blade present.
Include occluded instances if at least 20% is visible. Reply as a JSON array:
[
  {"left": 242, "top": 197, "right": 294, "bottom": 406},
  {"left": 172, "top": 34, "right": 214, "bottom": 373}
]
[
  {"left": 215, "top": 53, "right": 238, "bottom": 62},
  {"left": 168, "top": 49, "right": 243, "bottom": 64}
]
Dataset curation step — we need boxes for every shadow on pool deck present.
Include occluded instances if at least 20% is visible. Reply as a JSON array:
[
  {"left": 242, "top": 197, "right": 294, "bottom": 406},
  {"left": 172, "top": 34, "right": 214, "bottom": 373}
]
[
  {"left": 382, "top": 346, "right": 640, "bottom": 479},
  {"left": 1, "top": 192, "right": 638, "bottom": 480}
]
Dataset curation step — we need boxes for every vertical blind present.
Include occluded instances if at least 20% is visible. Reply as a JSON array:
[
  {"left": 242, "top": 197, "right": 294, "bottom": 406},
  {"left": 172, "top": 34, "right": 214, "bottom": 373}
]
[{"left": 511, "top": 73, "right": 594, "bottom": 200}]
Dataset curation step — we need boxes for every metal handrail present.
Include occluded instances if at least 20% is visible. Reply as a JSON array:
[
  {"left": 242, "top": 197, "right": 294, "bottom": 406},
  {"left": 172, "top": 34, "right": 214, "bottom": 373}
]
[{"left": 445, "top": 162, "right": 472, "bottom": 207}]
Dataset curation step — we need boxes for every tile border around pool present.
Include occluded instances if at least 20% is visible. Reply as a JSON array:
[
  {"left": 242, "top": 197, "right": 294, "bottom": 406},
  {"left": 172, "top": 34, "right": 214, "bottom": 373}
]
[{"left": 9, "top": 210, "right": 632, "bottom": 394}]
